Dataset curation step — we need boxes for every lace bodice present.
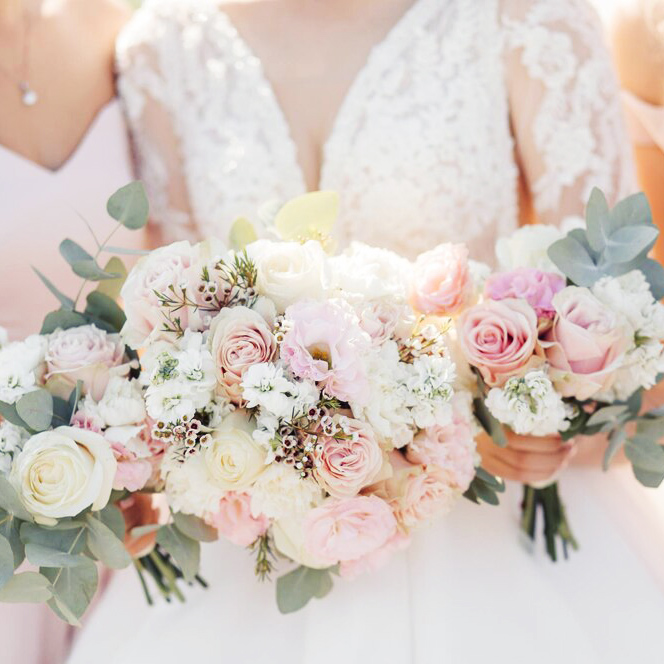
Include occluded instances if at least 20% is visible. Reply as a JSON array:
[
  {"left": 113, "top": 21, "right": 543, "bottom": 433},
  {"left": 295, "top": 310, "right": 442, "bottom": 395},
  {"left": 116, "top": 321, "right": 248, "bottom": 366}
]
[{"left": 116, "top": 0, "right": 635, "bottom": 263}]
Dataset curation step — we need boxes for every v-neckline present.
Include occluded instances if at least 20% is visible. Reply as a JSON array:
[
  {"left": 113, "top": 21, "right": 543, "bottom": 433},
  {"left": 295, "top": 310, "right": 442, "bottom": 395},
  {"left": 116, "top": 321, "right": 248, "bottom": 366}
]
[
  {"left": 211, "top": 0, "right": 433, "bottom": 193},
  {"left": 0, "top": 99, "right": 119, "bottom": 178}
]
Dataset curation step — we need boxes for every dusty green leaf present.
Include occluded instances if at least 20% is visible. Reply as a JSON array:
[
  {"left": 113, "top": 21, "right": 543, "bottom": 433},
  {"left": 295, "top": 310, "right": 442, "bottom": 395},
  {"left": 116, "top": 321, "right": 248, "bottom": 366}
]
[
  {"left": 0, "top": 572, "right": 52, "bottom": 603},
  {"left": 276, "top": 566, "right": 334, "bottom": 614},
  {"left": 107, "top": 182, "right": 149, "bottom": 230},
  {"left": 32, "top": 269, "right": 75, "bottom": 310},
  {"left": 85, "top": 514, "right": 131, "bottom": 569},
  {"left": 16, "top": 389, "right": 53, "bottom": 433},
  {"left": 173, "top": 512, "right": 218, "bottom": 543},
  {"left": 156, "top": 525, "right": 200, "bottom": 582}
]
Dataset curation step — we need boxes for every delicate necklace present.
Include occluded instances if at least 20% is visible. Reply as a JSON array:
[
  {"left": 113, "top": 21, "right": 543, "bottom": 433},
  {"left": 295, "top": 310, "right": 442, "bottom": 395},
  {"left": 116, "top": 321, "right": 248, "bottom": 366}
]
[{"left": 0, "top": 10, "right": 38, "bottom": 106}]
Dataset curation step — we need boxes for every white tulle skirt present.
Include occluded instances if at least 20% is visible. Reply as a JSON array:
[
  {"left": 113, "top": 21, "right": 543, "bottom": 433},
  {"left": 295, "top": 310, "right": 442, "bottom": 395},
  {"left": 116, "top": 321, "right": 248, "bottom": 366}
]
[{"left": 67, "top": 466, "right": 664, "bottom": 664}]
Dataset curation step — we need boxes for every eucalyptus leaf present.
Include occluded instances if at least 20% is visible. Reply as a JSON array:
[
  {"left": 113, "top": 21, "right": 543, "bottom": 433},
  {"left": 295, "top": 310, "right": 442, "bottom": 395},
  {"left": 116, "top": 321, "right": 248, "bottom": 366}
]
[
  {"left": 632, "top": 465, "right": 664, "bottom": 488},
  {"left": 107, "top": 182, "right": 149, "bottom": 230},
  {"left": 276, "top": 565, "right": 334, "bottom": 614},
  {"left": 130, "top": 524, "right": 162, "bottom": 538},
  {"left": 60, "top": 238, "right": 94, "bottom": 266},
  {"left": 16, "top": 389, "right": 53, "bottom": 432},
  {"left": 0, "top": 510, "right": 25, "bottom": 568},
  {"left": 85, "top": 291, "right": 126, "bottom": 332},
  {"left": 0, "top": 572, "right": 52, "bottom": 603},
  {"left": 0, "top": 400, "right": 30, "bottom": 431},
  {"left": 473, "top": 397, "right": 506, "bottom": 446},
  {"left": 624, "top": 436, "right": 664, "bottom": 473},
  {"left": 0, "top": 535, "right": 14, "bottom": 588},
  {"left": 636, "top": 418, "right": 664, "bottom": 439},
  {"left": 32, "top": 269, "right": 75, "bottom": 310},
  {"left": 548, "top": 235, "right": 602, "bottom": 286},
  {"left": 156, "top": 525, "right": 200, "bottom": 582},
  {"left": 608, "top": 192, "right": 652, "bottom": 231},
  {"left": 20, "top": 522, "right": 86, "bottom": 556},
  {"left": 627, "top": 390, "right": 643, "bottom": 416},
  {"left": 70, "top": 259, "right": 121, "bottom": 282},
  {"left": 603, "top": 225, "right": 659, "bottom": 265},
  {"left": 0, "top": 476, "right": 33, "bottom": 522},
  {"left": 85, "top": 514, "right": 131, "bottom": 569},
  {"left": 585, "top": 188, "right": 610, "bottom": 253},
  {"left": 98, "top": 504, "right": 126, "bottom": 541},
  {"left": 43, "top": 556, "right": 98, "bottom": 625},
  {"left": 40, "top": 310, "right": 88, "bottom": 335},
  {"left": 639, "top": 258, "right": 664, "bottom": 300},
  {"left": 173, "top": 512, "right": 218, "bottom": 542},
  {"left": 67, "top": 381, "right": 82, "bottom": 422},
  {"left": 25, "top": 543, "right": 84, "bottom": 568},
  {"left": 603, "top": 429, "right": 627, "bottom": 471},
  {"left": 51, "top": 396, "right": 73, "bottom": 427},
  {"left": 586, "top": 405, "right": 629, "bottom": 428}
]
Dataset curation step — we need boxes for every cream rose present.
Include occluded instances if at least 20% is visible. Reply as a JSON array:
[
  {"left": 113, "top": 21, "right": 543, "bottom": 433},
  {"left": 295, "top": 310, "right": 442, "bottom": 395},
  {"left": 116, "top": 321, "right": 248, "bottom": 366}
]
[
  {"left": 204, "top": 413, "right": 267, "bottom": 491},
  {"left": 208, "top": 306, "right": 277, "bottom": 402},
  {"left": 248, "top": 239, "right": 327, "bottom": 313},
  {"left": 44, "top": 325, "right": 125, "bottom": 401},
  {"left": 12, "top": 426, "right": 116, "bottom": 525}
]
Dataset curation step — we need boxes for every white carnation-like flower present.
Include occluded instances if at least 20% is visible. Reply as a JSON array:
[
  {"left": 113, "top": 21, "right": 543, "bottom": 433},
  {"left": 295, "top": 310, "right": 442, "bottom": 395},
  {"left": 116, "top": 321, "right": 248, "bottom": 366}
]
[
  {"left": 91, "top": 376, "right": 146, "bottom": 427},
  {"left": 495, "top": 225, "right": 564, "bottom": 273},
  {"left": 486, "top": 370, "right": 571, "bottom": 436},
  {"left": 0, "top": 421, "right": 28, "bottom": 475},
  {"left": 250, "top": 464, "right": 323, "bottom": 520},
  {"left": 0, "top": 335, "right": 46, "bottom": 404}
]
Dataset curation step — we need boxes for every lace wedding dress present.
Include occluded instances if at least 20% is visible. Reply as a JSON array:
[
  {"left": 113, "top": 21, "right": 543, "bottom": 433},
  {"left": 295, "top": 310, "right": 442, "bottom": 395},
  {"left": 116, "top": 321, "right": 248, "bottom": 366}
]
[{"left": 68, "top": 1, "right": 664, "bottom": 662}]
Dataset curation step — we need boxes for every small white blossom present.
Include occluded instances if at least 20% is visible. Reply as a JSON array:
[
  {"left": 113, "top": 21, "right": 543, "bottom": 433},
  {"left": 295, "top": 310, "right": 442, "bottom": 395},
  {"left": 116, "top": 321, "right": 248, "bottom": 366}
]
[
  {"left": 0, "top": 421, "right": 28, "bottom": 475},
  {"left": 486, "top": 370, "right": 570, "bottom": 436},
  {"left": 0, "top": 335, "right": 46, "bottom": 404}
]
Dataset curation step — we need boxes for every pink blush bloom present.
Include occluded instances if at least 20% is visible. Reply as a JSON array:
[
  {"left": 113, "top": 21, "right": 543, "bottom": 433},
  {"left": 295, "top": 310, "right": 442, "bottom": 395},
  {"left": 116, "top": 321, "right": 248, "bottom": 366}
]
[
  {"left": 111, "top": 443, "right": 152, "bottom": 492},
  {"left": 206, "top": 492, "right": 268, "bottom": 547},
  {"left": 304, "top": 496, "right": 397, "bottom": 565},
  {"left": 484, "top": 268, "right": 565, "bottom": 319},
  {"left": 281, "top": 299, "right": 370, "bottom": 403},
  {"left": 339, "top": 531, "right": 411, "bottom": 579}
]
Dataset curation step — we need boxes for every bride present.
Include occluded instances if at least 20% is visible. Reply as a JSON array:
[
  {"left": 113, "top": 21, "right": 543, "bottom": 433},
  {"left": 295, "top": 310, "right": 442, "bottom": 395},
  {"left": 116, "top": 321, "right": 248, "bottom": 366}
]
[{"left": 69, "top": 0, "right": 664, "bottom": 662}]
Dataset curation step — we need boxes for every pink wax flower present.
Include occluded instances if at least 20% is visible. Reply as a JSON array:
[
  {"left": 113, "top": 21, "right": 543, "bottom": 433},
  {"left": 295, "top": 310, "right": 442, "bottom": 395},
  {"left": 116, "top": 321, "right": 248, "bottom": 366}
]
[
  {"left": 303, "top": 496, "right": 397, "bottom": 565},
  {"left": 281, "top": 299, "right": 370, "bottom": 403},
  {"left": 484, "top": 268, "right": 565, "bottom": 319},
  {"left": 205, "top": 492, "right": 269, "bottom": 547},
  {"left": 410, "top": 243, "right": 471, "bottom": 316}
]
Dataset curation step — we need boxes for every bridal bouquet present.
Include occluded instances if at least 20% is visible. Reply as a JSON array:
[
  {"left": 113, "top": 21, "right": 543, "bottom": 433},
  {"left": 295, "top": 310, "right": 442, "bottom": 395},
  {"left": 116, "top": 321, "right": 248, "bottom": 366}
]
[
  {"left": 0, "top": 186, "right": 502, "bottom": 620},
  {"left": 119, "top": 192, "right": 502, "bottom": 612},
  {"left": 459, "top": 189, "right": 664, "bottom": 560}
]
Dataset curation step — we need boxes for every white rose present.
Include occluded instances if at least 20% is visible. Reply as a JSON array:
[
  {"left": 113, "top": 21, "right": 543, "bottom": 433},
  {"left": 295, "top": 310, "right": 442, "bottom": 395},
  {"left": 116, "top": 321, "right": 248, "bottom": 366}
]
[
  {"left": 204, "top": 413, "right": 266, "bottom": 491},
  {"left": 0, "top": 335, "right": 46, "bottom": 404},
  {"left": 12, "top": 426, "right": 116, "bottom": 525},
  {"left": 248, "top": 239, "right": 327, "bottom": 313},
  {"left": 250, "top": 463, "right": 323, "bottom": 520},
  {"left": 271, "top": 516, "right": 330, "bottom": 569},
  {"left": 95, "top": 376, "right": 146, "bottom": 427},
  {"left": 495, "top": 224, "right": 564, "bottom": 273}
]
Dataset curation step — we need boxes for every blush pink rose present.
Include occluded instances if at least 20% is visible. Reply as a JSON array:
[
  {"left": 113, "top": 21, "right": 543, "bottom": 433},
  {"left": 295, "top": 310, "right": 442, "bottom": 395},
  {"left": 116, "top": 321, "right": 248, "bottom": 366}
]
[
  {"left": 339, "top": 531, "right": 410, "bottom": 579},
  {"left": 281, "top": 299, "right": 371, "bottom": 404},
  {"left": 407, "top": 396, "right": 476, "bottom": 493},
  {"left": 458, "top": 298, "right": 541, "bottom": 387},
  {"left": 542, "top": 287, "right": 632, "bottom": 399},
  {"left": 208, "top": 306, "right": 276, "bottom": 403},
  {"left": 484, "top": 268, "right": 565, "bottom": 319},
  {"left": 410, "top": 243, "right": 471, "bottom": 316},
  {"left": 205, "top": 492, "right": 269, "bottom": 547},
  {"left": 314, "top": 418, "right": 384, "bottom": 498},
  {"left": 111, "top": 442, "right": 152, "bottom": 492},
  {"left": 44, "top": 325, "right": 125, "bottom": 400},
  {"left": 303, "top": 495, "right": 397, "bottom": 564}
]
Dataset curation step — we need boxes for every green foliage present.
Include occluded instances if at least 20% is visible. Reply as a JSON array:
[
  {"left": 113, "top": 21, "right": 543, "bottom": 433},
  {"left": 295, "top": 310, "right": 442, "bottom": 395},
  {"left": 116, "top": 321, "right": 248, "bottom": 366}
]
[
  {"left": 32, "top": 268, "right": 75, "bottom": 310},
  {"left": 172, "top": 512, "right": 218, "bottom": 542},
  {"left": 60, "top": 239, "right": 120, "bottom": 281},
  {"left": 0, "top": 400, "right": 32, "bottom": 432},
  {"left": 0, "top": 477, "right": 33, "bottom": 522},
  {"left": 95, "top": 257, "right": 128, "bottom": 301},
  {"left": 15, "top": 389, "right": 53, "bottom": 432},
  {"left": 463, "top": 467, "right": 505, "bottom": 506},
  {"left": 107, "top": 181, "right": 149, "bottom": 230},
  {"left": 0, "top": 510, "right": 25, "bottom": 568},
  {"left": 548, "top": 189, "right": 660, "bottom": 295},
  {"left": 85, "top": 291, "right": 126, "bottom": 332},
  {"left": 85, "top": 513, "right": 131, "bottom": 569},
  {"left": 276, "top": 565, "right": 336, "bottom": 614},
  {"left": 0, "top": 535, "right": 14, "bottom": 588},
  {"left": 0, "top": 572, "right": 52, "bottom": 603},
  {"left": 625, "top": 436, "right": 664, "bottom": 488},
  {"left": 473, "top": 396, "right": 506, "bottom": 446},
  {"left": 156, "top": 525, "right": 200, "bottom": 582},
  {"left": 21, "top": 522, "right": 87, "bottom": 568},
  {"left": 43, "top": 557, "right": 98, "bottom": 625}
]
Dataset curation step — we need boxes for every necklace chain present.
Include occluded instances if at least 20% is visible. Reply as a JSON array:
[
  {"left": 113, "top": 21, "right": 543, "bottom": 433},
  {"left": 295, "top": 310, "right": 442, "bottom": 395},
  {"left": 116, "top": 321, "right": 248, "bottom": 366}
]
[{"left": 0, "top": 10, "right": 38, "bottom": 106}]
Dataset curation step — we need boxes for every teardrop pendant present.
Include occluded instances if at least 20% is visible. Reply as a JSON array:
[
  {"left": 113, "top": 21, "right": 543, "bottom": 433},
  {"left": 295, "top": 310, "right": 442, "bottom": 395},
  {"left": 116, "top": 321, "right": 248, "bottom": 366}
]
[{"left": 19, "top": 81, "right": 38, "bottom": 106}]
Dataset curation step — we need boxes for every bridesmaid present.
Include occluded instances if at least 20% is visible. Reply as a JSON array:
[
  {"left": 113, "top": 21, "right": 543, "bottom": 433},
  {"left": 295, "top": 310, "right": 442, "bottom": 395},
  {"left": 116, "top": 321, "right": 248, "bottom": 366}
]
[
  {"left": 0, "top": 0, "right": 141, "bottom": 339},
  {"left": 0, "top": 1, "right": 142, "bottom": 663}
]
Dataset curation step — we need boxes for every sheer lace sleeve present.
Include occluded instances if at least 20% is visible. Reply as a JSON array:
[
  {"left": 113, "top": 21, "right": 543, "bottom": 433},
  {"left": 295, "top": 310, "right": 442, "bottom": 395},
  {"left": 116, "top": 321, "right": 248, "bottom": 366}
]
[
  {"left": 115, "top": 1, "right": 197, "bottom": 243},
  {"left": 501, "top": 0, "right": 637, "bottom": 225}
]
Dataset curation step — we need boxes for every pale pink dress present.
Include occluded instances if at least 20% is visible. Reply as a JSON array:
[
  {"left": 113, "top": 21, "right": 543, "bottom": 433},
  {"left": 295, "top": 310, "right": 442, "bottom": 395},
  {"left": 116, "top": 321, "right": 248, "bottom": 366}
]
[{"left": 0, "top": 100, "right": 141, "bottom": 664}]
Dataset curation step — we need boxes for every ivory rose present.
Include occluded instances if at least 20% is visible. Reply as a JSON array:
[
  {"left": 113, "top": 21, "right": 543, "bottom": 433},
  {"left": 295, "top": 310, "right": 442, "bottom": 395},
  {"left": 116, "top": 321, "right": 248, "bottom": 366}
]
[
  {"left": 205, "top": 492, "right": 268, "bottom": 547},
  {"left": 12, "top": 426, "right": 116, "bottom": 525},
  {"left": 249, "top": 239, "right": 327, "bottom": 313},
  {"left": 303, "top": 495, "right": 397, "bottom": 565},
  {"left": 281, "top": 299, "right": 370, "bottom": 403},
  {"left": 410, "top": 243, "right": 471, "bottom": 316},
  {"left": 208, "top": 306, "right": 277, "bottom": 402},
  {"left": 458, "top": 298, "right": 541, "bottom": 387},
  {"left": 542, "top": 287, "right": 632, "bottom": 399},
  {"left": 314, "top": 418, "right": 386, "bottom": 499},
  {"left": 44, "top": 325, "right": 125, "bottom": 400},
  {"left": 484, "top": 268, "right": 565, "bottom": 319},
  {"left": 204, "top": 413, "right": 267, "bottom": 491}
]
